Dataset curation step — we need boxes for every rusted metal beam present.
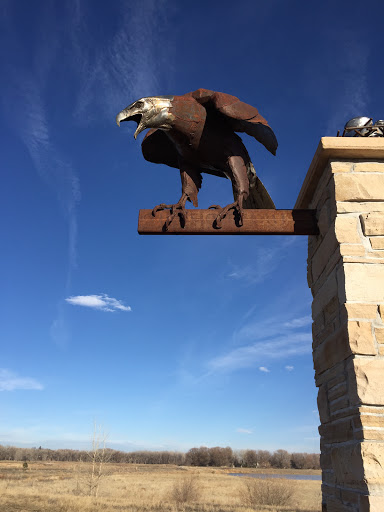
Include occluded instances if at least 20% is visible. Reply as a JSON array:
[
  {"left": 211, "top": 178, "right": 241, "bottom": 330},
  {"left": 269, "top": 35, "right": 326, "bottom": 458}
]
[{"left": 138, "top": 209, "right": 318, "bottom": 235}]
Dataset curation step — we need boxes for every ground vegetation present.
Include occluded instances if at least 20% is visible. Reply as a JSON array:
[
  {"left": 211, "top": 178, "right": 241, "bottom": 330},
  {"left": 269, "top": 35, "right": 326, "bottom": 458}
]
[{"left": 0, "top": 461, "right": 321, "bottom": 512}]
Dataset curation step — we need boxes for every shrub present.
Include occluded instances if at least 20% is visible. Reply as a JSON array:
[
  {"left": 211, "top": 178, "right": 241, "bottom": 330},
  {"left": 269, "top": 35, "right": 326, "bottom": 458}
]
[
  {"left": 238, "top": 477, "right": 295, "bottom": 508},
  {"left": 168, "top": 476, "right": 201, "bottom": 509}
]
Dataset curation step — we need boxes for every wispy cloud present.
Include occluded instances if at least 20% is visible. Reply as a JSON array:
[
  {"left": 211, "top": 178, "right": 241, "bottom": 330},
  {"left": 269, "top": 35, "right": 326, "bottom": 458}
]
[
  {"left": 17, "top": 80, "right": 81, "bottom": 271},
  {"left": 0, "top": 369, "right": 43, "bottom": 392},
  {"left": 1, "top": 5, "right": 82, "bottom": 347},
  {"left": 1, "top": 9, "right": 81, "bottom": 275},
  {"left": 285, "top": 365, "right": 294, "bottom": 371},
  {"left": 50, "top": 302, "right": 70, "bottom": 348},
  {"left": 284, "top": 316, "right": 312, "bottom": 328},
  {"left": 16, "top": 81, "right": 80, "bottom": 350},
  {"left": 237, "top": 428, "right": 253, "bottom": 434},
  {"left": 227, "top": 238, "right": 297, "bottom": 285},
  {"left": 72, "top": 0, "right": 173, "bottom": 123},
  {"left": 325, "top": 30, "right": 369, "bottom": 135},
  {"left": 234, "top": 313, "right": 307, "bottom": 345},
  {"left": 259, "top": 366, "right": 270, "bottom": 373},
  {"left": 208, "top": 332, "right": 310, "bottom": 373},
  {"left": 206, "top": 310, "right": 312, "bottom": 375},
  {"left": 66, "top": 294, "right": 131, "bottom": 312}
]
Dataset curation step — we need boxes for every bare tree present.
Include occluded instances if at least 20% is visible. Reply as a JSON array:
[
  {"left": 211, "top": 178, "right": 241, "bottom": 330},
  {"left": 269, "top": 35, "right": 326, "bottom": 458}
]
[
  {"left": 186, "top": 446, "right": 210, "bottom": 466},
  {"left": 74, "top": 422, "right": 111, "bottom": 497},
  {"left": 243, "top": 449, "right": 258, "bottom": 468},
  {"left": 256, "top": 450, "right": 271, "bottom": 468},
  {"left": 87, "top": 422, "right": 111, "bottom": 497},
  {"left": 208, "top": 446, "right": 233, "bottom": 467},
  {"left": 270, "top": 449, "right": 291, "bottom": 469}
]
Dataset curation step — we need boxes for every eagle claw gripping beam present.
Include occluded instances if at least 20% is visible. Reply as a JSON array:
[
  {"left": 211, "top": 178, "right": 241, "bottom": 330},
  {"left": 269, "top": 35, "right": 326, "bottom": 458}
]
[
  {"left": 152, "top": 196, "right": 188, "bottom": 230},
  {"left": 209, "top": 197, "right": 245, "bottom": 229}
]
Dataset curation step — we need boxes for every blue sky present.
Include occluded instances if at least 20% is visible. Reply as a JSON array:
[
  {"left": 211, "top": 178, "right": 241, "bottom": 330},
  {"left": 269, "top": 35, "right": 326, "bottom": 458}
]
[{"left": 1, "top": 0, "right": 382, "bottom": 454}]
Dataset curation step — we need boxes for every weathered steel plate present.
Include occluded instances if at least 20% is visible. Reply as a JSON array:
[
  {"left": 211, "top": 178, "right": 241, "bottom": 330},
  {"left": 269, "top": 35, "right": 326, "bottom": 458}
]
[{"left": 138, "top": 209, "right": 318, "bottom": 235}]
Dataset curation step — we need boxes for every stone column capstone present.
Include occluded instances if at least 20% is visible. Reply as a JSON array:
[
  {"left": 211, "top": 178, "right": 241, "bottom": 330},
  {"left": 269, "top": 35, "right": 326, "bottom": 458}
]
[{"left": 295, "top": 138, "right": 384, "bottom": 512}]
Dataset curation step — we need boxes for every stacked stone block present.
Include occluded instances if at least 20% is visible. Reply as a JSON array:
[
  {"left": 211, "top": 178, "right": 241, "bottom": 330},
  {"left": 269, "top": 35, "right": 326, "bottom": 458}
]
[{"left": 296, "top": 139, "right": 384, "bottom": 512}]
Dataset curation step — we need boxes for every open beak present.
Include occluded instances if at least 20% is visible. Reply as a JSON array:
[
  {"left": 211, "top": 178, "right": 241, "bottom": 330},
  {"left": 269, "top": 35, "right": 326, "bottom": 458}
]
[
  {"left": 116, "top": 106, "right": 145, "bottom": 139},
  {"left": 116, "top": 109, "right": 140, "bottom": 126},
  {"left": 115, "top": 111, "right": 126, "bottom": 127}
]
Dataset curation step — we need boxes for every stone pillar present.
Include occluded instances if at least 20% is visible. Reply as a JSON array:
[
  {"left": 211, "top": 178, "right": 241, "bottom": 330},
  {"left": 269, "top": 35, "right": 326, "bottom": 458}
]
[{"left": 295, "top": 138, "right": 384, "bottom": 512}]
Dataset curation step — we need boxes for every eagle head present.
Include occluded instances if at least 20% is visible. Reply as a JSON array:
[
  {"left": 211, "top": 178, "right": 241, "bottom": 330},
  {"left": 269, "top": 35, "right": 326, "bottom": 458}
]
[{"left": 116, "top": 96, "right": 174, "bottom": 139}]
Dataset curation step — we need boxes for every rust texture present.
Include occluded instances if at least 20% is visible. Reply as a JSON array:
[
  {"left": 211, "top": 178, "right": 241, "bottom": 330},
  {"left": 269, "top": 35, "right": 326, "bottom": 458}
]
[
  {"left": 116, "top": 89, "right": 278, "bottom": 230},
  {"left": 138, "top": 209, "right": 318, "bottom": 236}
]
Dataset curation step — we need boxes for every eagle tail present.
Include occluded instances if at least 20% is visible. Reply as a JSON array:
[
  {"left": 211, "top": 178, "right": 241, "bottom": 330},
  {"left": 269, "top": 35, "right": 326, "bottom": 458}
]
[{"left": 238, "top": 161, "right": 275, "bottom": 209}]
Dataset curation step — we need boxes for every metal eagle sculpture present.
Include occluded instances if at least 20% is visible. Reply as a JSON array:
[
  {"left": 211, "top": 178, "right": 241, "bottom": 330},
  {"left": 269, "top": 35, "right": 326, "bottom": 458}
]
[{"left": 116, "top": 88, "right": 278, "bottom": 229}]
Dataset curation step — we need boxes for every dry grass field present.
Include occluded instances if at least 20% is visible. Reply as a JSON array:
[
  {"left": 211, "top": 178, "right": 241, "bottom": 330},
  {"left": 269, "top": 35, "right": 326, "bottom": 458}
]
[{"left": 0, "top": 461, "right": 321, "bottom": 512}]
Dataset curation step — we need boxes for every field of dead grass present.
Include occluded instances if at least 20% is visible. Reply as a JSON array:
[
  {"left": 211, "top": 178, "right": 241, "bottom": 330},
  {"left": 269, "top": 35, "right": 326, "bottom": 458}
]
[{"left": 0, "top": 461, "right": 321, "bottom": 512}]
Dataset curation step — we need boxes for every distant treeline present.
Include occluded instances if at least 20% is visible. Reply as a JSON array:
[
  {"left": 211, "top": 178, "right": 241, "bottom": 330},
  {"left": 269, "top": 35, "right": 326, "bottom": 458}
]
[
  {"left": 185, "top": 447, "right": 319, "bottom": 469},
  {"left": 0, "top": 445, "right": 320, "bottom": 469}
]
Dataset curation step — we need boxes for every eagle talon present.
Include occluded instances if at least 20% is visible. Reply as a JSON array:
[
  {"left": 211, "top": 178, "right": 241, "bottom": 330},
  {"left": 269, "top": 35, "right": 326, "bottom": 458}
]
[
  {"left": 213, "top": 200, "right": 244, "bottom": 229},
  {"left": 152, "top": 198, "right": 188, "bottom": 230},
  {"left": 164, "top": 207, "right": 187, "bottom": 230},
  {"left": 152, "top": 204, "right": 173, "bottom": 217}
]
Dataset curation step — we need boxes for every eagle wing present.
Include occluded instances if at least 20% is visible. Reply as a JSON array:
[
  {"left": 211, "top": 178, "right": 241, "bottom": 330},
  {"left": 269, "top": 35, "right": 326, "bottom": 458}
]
[
  {"left": 141, "top": 88, "right": 277, "bottom": 177},
  {"left": 185, "top": 88, "right": 278, "bottom": 155},
  {"left": 142, "top": 128, "right": 179, "bottom": 168},
  {"left": 141, "top": 129, "right": 226, "bottom": 179}
]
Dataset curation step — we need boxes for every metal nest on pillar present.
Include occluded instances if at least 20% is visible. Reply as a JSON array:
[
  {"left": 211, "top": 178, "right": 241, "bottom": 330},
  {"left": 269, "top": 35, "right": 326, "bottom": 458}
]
[{"left": 338, "top": 117, "right": 384, "bottom": 137}]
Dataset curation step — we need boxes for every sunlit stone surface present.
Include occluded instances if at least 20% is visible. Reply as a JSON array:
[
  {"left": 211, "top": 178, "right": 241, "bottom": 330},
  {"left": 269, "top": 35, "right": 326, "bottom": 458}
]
[{"left": 296, "top": 138, "right": 384, "bottom": 512}]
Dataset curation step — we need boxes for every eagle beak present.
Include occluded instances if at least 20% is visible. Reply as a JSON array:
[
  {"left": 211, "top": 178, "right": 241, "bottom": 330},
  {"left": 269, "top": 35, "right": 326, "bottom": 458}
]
[
  {"left": 116, "top": 106, "right": 145, "bottom": 139},
  {"left": 116, "top": 111, "right": 126, "bottom": 127},
  {"left": 134, "top": 121, "right": 145, "bottom": 139}
]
